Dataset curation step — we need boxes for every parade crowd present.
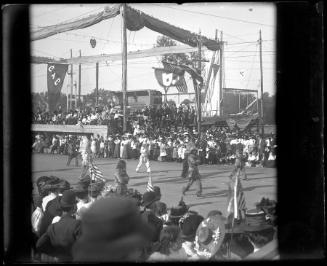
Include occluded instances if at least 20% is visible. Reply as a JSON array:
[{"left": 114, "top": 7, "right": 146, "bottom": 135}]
[
  {"left": 32, "top": 103, "right": 276, "bottom": 168},
  {"left": 31, "top": 103, "right": 277, "bottom": 262},
  {"left": 32, "top": 162, "right": 277, "bottom": 262},
  {"left": 32, "top": 129, "right": 276, "bottom": 168}
]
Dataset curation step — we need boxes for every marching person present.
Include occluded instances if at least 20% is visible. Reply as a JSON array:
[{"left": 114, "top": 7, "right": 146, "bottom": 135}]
[
  {"left": 181, "top": 136, "right": 196, "bottom": 178},
  {"left": 114, "top": 159, "right": 130, "bottom": 195},
  {"left": 182, "top": 148, "right": 203, "bottom": 197},
  {"left": 66, "top": 136, "right": 79, "bottom": 167},
  {"left": 136, "top": 139, "right": 151, "bottom": 174},
  {"left": 229, "top": 149, "right": 248, "bottom": 181},
  {"left": 79, "top": 135, "right": 92, "bottom": 180}
]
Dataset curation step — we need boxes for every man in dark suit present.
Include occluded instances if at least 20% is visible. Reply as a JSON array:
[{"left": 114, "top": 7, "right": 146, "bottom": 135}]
[
  {"left": 36, "top": 190, "right": 81, "bottom": 262},
  {"left": 66, "top": 136, "right": 79, "bottom": 167}
]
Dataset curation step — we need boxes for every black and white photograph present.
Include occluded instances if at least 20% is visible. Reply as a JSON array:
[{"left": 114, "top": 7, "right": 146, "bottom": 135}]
[{"left": 3, "top": 2, "right": 324, "bottom": 263}]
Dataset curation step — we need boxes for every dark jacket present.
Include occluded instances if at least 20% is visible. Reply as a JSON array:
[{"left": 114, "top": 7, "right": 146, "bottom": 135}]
[
  {"left": 37, "top": 215, "right": 81, "bottom": 262},
  {"left": 187, "top": 153, "right": 201, "bottom": 180},
  {"left": 38, "top": 197, "right": 63, "bottom": 237}
]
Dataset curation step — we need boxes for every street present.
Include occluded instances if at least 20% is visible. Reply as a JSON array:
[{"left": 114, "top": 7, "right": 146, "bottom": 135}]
[{"left": 32, "top": 153, "right": 276, "bottom": 218}]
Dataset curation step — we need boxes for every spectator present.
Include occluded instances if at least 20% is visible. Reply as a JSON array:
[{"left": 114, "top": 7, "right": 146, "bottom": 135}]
[
  {"left": 72, "top": 197, "right": 154, "bottom": 262},
  {"left": 147, "top": 225, "right": 188, "bottom": 261},
  {"left": 36, "top": 190, "right": 81, "bottom": 262}
]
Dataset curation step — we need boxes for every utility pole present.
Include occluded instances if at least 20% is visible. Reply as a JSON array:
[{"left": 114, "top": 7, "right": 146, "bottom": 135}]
[
  {"left": 78, "top": 50, "right": 81, "bottom": 108},
  {"left": 96, "top": 62, "right": 99, "bottom": 106},
  {"left": 197, "top": 30, "right": 202, "bottom": 138},
  {"left": 259, "top": 30, "right": 264, "bottom": 135},
  {"left": 218, "top": 31, "right": 224, "bottom": 116},
  {"left": 70, "top": 49, "right": 73, "bottom": 110},
  {"left": 121, "top": 3, "right": 127, "bottom": 132}
]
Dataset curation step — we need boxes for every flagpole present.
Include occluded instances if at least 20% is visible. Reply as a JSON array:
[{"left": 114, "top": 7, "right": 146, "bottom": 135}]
[
  {"left": 121, "top": 4, "right": 127, "bottom": 132},
  {"left": 228, "top": 168, "right": 241, "bottom": 258}
]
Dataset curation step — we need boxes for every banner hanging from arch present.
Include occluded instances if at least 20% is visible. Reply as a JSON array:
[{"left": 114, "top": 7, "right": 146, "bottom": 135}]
[{"left": 47, "top": 63, "right": 68, "bottom": 112}]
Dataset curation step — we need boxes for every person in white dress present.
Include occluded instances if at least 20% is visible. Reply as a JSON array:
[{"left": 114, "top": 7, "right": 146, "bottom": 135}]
[{"left": 136, "top": 139, "right": 151, "bottom": 173}]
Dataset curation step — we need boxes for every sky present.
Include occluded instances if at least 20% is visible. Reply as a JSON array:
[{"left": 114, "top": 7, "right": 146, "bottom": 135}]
[{"left": 30, "top": 3, "right": 276, "bottom": 105}]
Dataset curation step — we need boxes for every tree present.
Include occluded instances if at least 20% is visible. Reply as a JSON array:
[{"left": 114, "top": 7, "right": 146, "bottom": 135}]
[
  {"left": 155, "top": 35, "right": 206, "bottom": 72},
  {"left": 83, "top": 88, "right": 118, "bottom": 107}
]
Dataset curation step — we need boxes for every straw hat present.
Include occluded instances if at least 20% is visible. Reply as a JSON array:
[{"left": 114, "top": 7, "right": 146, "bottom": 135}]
[{"left": 194, "top": 214, "right": 226, "bottom": 259}]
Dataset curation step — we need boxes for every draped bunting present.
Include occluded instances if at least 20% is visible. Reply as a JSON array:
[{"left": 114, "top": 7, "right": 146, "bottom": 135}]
[
  {"left": 125, "top": 6, "right": 220, "bottom": 51},
  {"left": 226, "top": 114, "right": 259, "bottom": 131},
  {"left": 31, "top": 5, "right": 121, "bottom": 41}
]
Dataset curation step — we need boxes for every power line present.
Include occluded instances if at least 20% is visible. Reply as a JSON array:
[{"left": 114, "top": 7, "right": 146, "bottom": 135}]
[
  {"left": 226, "top": 39, "right": 274, "bottom": 46},
  {"left": 148, "top": 3, "right": 274, "bottom": 27}
]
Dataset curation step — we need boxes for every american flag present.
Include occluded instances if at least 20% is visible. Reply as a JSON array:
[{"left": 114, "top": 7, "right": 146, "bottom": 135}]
[
  {"left": 89, "top": 162, "right": 106, "bottom": 182},
  {"left": 162, "top": 62, "right": 188, "bottom": 93},
  {"left": 227, "top": 170, "right": 247, "bottom": 219},
  {"left": 146, "top": 174, "right": 154, "bottom": 192}
]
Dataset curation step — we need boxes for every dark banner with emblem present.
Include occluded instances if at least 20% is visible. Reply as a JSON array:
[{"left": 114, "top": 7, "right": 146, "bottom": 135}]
[{"left": 47, "top": 64, "right": 68, "bottom": 112}]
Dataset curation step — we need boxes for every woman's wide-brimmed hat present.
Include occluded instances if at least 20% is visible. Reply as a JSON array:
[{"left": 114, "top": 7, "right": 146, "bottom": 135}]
[{"left": 194, "top": 214, "right": 226, "bottom": 259}]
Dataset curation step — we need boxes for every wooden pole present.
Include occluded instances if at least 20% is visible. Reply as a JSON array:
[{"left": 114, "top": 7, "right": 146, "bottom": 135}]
[
  {"left": 218, "top": 31, "right": 224, "bottom": 116},
  {"left": 96, "top": 62, "right": 99, "bottom": 106},
  {"left": 259, "top": 30, "right": 264, "bottom": 135},
  {"left": 122, "top": 4, "right": 127, "bottom": 132},
  {"left": 78, "top": 50, "right": 81, "bottom": 108},
  {"left": 197, "top": 30, "right": 202, "bottom": 138},
  {"left": 70, "top": 49, "right": 73, "bottom": 110}
]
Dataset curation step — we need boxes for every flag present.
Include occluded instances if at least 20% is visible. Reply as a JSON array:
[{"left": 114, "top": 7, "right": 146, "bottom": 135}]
[
  {"left": 47, "top": 63, "right": 68, "bottom": 112},
  {"left": 146, "top": 174, "right": 154, "bottom": 192},
  {"left": 163, "top": 61, "right": 203, "bottom": 84},
  {"left": 227, "top": 170, "right": 247, "bottom": 219},
  {"left": 89, "top": 162, "right": 106, "bottom": 182},
  {"left": 154, "top": 67, "right": 188, "bottom": 93}
]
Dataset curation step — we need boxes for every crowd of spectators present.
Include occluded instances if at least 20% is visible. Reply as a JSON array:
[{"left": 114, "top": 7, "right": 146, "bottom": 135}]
[
  {"left": 32, "top": 127, "right": 276, "bottom": 168},
  {"left": 32, "top": 103, "right": 197, "bottom": 134},
  {"left": 32, "top": 168, "right": 277, "bottom": 262}
]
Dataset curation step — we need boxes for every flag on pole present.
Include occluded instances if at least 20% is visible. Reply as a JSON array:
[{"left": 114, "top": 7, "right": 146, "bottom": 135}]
[
  {"left": 154, "top": 67, "right": 188, "bottom": 93},
  {"left": 227, "top": 170, "right": 247, "bottom": 219},
  {"left": 163, "top": 61, "right": 203, "bottom": 84},
  {"left": 89, "top": 162, "right": 106, "bottom": 182},
  {"left": 146, "top": 174, "right": 154, "bottom": 192}
]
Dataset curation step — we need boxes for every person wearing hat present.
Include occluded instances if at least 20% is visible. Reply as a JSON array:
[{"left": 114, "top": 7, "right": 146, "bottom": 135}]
[
  {"left": 179, "top": 213, "right": 204, "bottom": 259},
  {"left": 72, "top": 197, "right": 154, "bottom": 262},
  {"left": 141, "top": 191, "right": 159, "bottom": 211},
  {"left": 234, "top": 209, "right": 275, "bottom": 257},
  {"left": 166, "top": 199, "right": 189, "bottom": 226},
  {"left": 36, "top": 190, "right": 81, "bottom": 262},
  {"left": 38, "top": 180, "right": 66, "bottom": 237},
  {"left": 147, "top": 225, "right": 188, "bottom": 261},
  {"left": 72, "top": 182, "right": 91, "bottom": 220},
  {"left": 113, "top": 135, "right": 121, "bottom": 158},
  {"left": 114, "top": 159, "right": 130, "bottom": 195},
  {"left": 182, "top": 147, "right": 203, "bottom": 197},
  {"left": 79, "top": 135, "right": 92, "bottom": 180},
  {"left": 193, "top": 213, "right": 226, "bottom": 260},
  {"left": 66, "top": 136, "right": 80, "bottom": 167},
  {"left": 136, "top": 141, "right": 151, "bottom": 173},
  {"left": 229, "top": 149, "right": 248, "bottom": 181},
  {"left": 180, "top": 137, "right": 196, "bottom": 178}
]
